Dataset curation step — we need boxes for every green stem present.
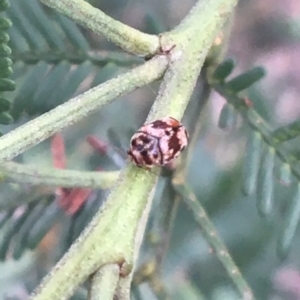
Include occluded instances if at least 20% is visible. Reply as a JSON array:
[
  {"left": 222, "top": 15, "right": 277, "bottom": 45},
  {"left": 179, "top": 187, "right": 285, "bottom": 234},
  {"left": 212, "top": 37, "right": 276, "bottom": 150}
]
[
  {"left": 115, "top": 186, "right": 155, "bottom": 299},
  {"left": 148, "top": 0, "right": 237, "bottom": 121},
  {"left": 271, "top": 118, "right": 300, "bottom": 143},
  {"left": 0, "top": 56, "right": 168, "bottom": 163},
  {"left": 12, "top": 50, "right": 142, "bottom": 67},
  {"left": 30, "top": 165, "right": 158, "bottom": 300},
  {"left": 172, "top": 178, "right": 255, "bottom": 300},
  {"left": 29, "top": 0, "right": 238, "bottom": 299},
  {"left": 89, "top": 264, "right": 120, "bottom": 300},
  {"left": 39, "top": 0, "right": 159, "bottom": 56},
  {"left": 146, "top": 174, "right": 179, "bottom": 274},
  {"left": 0, "top": 162, "right": 119, "bottom": 189}
]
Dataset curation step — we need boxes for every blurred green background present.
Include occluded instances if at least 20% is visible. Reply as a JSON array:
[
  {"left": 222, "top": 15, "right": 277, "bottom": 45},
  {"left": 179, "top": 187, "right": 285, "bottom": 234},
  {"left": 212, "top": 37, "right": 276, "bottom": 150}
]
[{"left": 1, "top": 0, "right": 300, "bottom": 299}]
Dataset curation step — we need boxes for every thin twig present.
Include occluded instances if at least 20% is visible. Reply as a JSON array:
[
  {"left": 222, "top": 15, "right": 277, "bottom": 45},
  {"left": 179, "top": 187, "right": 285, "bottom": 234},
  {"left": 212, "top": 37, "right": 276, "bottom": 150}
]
[
  {"left": 0, "top": 162, "right": 119, "bottom": 189},
  {"left": 172, "top": 176, "right": 255, "bottom": 300},
  {"left": 39, "top": 0, "right": 159, "bottom": 56}
]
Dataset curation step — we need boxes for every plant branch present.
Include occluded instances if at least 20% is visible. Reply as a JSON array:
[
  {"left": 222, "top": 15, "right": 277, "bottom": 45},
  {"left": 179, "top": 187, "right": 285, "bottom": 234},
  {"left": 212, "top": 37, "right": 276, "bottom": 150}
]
[
  {"left": 39, "top": 0, "right": 159, "bottom": 56},
  {"left": 89, "top": 264, "right": 120, "bottom": 300},
  {"left": 29, "top": 0, "right": 238, "bottom": 299},
  {"left": 172, "top": 176, "right": 255, "bottom": 300},
  {"left": 30, "top": 164, "right": 159, "bottom": 300},
  {"left": 0, "top": 56, "right": 168, "bottom": 163},
  {"left": 148, "top": 0, "right": 237, "bottom": 120},
  {"left": 12, "top": 50, "right": 143, "bottom": 67},
  {"left": 213, "top": 84, "right": 300, "bottom": 183},
  {"left": 271, "top": 119, "right": 300, "bottom": 144},
  {"left": 115, "top": 186, "right": 155, "bottom": 299},
  {"left": 0, "top": 162, "right": 119, "bottom": 189}
]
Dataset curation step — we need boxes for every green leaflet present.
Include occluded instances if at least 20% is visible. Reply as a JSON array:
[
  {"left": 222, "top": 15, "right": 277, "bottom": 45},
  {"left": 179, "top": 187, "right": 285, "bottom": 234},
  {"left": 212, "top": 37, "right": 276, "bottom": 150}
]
[
  {"left": 12, "top": 201, "right": 49, "bottom": 260},
  {"left": 242, "top": 131, "right": 262, "bottom": 196},
  {"left": 0, "top": 111, "right": 12, "bottom": 124},
  {"left": 256, "top": 146, "right": 275, "bottom": 217},
  {"left": 0, "top": 77, "right": 15, "bottom": 90},
  {"left": 218, "top": 103, "right": 237, "bottom": 130},
  {"left": 278, "top": 183, "right": 300, "bottom": 258},
  {"left": 0, "top": 0, "right": 14, "bottom": 128},
  {"left": 0, "top": 201, "right": 38, "bottom": 260},
  {"left": 0, "top": 16, "right": 11, "bottom": 30},
  {"left": 0, "top": 96, "right": 10, "bottom": 111},
  {"left": 46, "top": 61, "right": 92, "bottom": 111},
  {"left": 26, "top": 200, "right": 63, "bottom": 250},
  {"left": 11, "top": 61, "right": 49, "bottom": 118},
  {"left": 28, "top": 61, "right": 71, "bottom": 115},
  {"left": 212, "top": 58, "right": 235, "bottom": 82},
  {"left": 0, "top": 43, "right": 11, "bottom": 56},
  {"left": 0, "top": 208, "right": 14, "bottom": 229},
  {"left": 225, "top": 67, "right": 266, "bottom": 93}
]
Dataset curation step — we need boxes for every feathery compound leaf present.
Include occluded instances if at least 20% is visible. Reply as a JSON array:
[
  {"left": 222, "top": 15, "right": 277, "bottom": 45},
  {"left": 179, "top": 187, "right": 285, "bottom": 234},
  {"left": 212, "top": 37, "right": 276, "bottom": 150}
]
[
  {"left": 256, "top": 146, "right": 275, "bottom": 217},
  {"left": 8, "top": 1, "right": 47, "bottom": 51},
  {"left": 278, "top": 183, "right": 300, "bottom": 258},
  {"left": 0, "top": 31, "right": 8, "bottom": 43},
  {"left": 11, "top": 61, "right": 49, "bottom": 118},
  {"left": 21, "top": 0, "right": 66, "bottom": 51},
  {"left": 9, "top": 0, "right": 142, "bottom": 118},
  {"left": 27, "top": 61, "right": 71, "bottom": 115},
  {"left": 212, "top": 58, "right": 235, "bottom": 82},
  {"left": 0, "top": 0, "right": 15, "bottom": 128},
  {"left": 218, "top": 103, "right": 237, "bottom": 130},
  {"left": 242, "top": 131, "right": 262, "bottom": 195},
  {"left": 46, "top": 61, "right": 92, "bottom": 111},
  {"left": 7, "top": 0, "right": 98, "bottom": 117},
  {"left": 54, "top": 12, "right": 90, "bottom": 51},
  {"left": 225, "top": 67, "right": 266, "bottom": 93}
]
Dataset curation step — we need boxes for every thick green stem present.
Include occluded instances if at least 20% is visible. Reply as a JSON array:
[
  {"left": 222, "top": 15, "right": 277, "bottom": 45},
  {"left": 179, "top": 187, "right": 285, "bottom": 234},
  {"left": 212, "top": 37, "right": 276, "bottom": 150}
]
[
  {"left": 0, "top": 162, "right": 118, "bottom": 189},
  {"left": 148, "top": 0, "right": 237, "bottom": 120},
  {"left": 39, "top": 0, "right": 159, "bottom": 56},
  {"left": 30, "top": 165, "right": 158, "bottom": 300},
  {"left": 27, "top": 0, "right": 238, "bottom": 299},
  {"left": 89, "top": 264, "right": 120, "bottom": 300}
]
